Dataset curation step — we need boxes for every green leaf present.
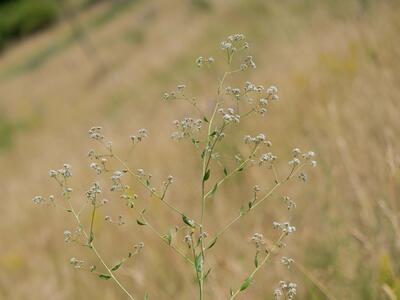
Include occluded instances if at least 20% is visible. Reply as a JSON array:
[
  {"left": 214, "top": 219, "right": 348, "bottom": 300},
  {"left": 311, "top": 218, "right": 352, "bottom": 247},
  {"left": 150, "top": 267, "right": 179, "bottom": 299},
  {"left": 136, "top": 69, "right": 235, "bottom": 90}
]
[
  {"left": 195, "top": 254, "right": 203, "bottom": 274},
  {"left": 144, "top": 292, "right": 149, "bottom": 300},
  {"left": 204, "top": 268, "right": 212, "bottom": 280},
  {"left": 88, "top": 232, "right": 94, "bottom": 244},
  {"left": 248, "top": 201, "right": 253, "bottom": 210},
  {"left": 165, "top": 230, "right": 172, "bottom": 245},
  {"left": 207, "top": 237, "right": 217, "bottom": 250},
  {"left": 208, "top": 183, "right": 218, "bottom": 198},
  {"left": 137, "top": 219, "right": 147, "bottom": 226},
  {"left": 201, "top": 150, "right": 206, "bottom": 159},
  {"left": 203, "top": 116, "right": 209, "bottom": 123},
  {"left": 111, "top": 260, "right": 124, "bottom": 272},
  {"left": 182, "top": 214, "right": 195, "bottom": 228},
  {"left": 203, "top": 169, "right": 211, "bottom": 181},
  {"left": 240, "top": 277, "right": 252, "bottom": 291},
  {"left": 223, "top": 167, "right": 228, "bottom": 176},
  {"left": 238, "top": 166, "right": 244, "bottom": 172},
  {"left": 99, "top": 273, "right": 112, "bottom": 280},
  {"left": 210, "top": 130, "right": 217, "bottom": 137}
]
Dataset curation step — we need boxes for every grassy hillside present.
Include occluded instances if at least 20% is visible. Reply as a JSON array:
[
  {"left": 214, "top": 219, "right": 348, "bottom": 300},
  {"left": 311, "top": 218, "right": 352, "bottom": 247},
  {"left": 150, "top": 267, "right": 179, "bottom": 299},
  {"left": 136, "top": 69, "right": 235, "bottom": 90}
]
[{"left": 0, "top": 0, "right": 399, "bottom": 299}]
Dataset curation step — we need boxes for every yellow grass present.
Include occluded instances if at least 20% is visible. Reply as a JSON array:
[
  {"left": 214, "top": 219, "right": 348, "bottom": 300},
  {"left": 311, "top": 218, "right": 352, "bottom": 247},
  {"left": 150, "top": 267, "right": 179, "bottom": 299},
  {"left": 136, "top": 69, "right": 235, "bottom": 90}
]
[{"left": 0, "top": 0, "right": 399, "bottom": 299}]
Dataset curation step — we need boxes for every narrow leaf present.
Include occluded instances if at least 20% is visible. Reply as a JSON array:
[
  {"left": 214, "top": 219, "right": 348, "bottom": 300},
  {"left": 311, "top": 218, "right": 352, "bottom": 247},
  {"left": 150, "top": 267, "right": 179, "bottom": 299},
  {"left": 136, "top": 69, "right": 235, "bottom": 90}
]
[
  {"left": 98, "top": 274, "right": 112, "bottom": 280},
  {"left": 88, "top": 232, "right": 94, "bottom": 244},
  {"left": 240, "top": 277, "right": 251, "bottom": 291},
  {"left": 207, "top": 237, "right": 217, "bottom": 250},
  {"left": 204, "top": 268, "right": 212, "bottom": 280},
  {"left": 195, "top": 254, "right": 203, "bottom": 274},
  {"left": 254, "top": 252, "right": 259, "bottom": 267},
  {"left": 166, "top": 230, "right": 172, "bottom": 245},
  {"left": 111, "top": 260, "right": 124, "bottom": 272},
  {"left": 203, "top": 169, "right": 211, "bottom": 181},
  {"left": 208, "top": 184, "right": 218, "bottom": 198},
  {"left": 223, "top": 167, "right": 228, "bottom": 176},
  {"left": 144, "top": 292, "right": 149, "bottom": 300},
  {"left": 182, "top": 214, "right": 195, "bottom": 228},
  {"left": 203, "top": 116, "right": 209, "bottom": 123},
  {"left": 137, "top": 219, "right": 147, "bottom": 226}
]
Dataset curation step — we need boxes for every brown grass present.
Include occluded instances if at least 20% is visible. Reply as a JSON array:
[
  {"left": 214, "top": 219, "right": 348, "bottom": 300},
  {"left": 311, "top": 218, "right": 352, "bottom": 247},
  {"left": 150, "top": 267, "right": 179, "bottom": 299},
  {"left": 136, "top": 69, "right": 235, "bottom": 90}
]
[{"left": 0, "top": 0, "right": 399, "bottom": 299}]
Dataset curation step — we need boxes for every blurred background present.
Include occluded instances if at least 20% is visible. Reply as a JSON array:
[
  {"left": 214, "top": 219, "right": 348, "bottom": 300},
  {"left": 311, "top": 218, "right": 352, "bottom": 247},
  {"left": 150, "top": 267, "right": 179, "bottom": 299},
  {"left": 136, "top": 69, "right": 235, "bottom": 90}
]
[{"left": 0, "top": 0, "right": 399, "bottom": 299}]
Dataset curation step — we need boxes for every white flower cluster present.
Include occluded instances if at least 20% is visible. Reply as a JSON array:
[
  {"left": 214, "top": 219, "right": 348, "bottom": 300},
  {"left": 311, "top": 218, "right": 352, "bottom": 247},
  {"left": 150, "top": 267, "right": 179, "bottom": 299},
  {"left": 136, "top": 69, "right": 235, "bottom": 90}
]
[
  {"left": 69, "top": 257, "right": 84, "bottom": 269},
  {"left": 259, "top": 152, "right": 277, "bottom": 167},
  {"left": 273, "top": 221, "right": 296, "bottom": 235},
  {"left": 85, "top": 182, "right": 102, "bottom": 203},
  {"left": 244, "top": 81, "right": 264, "bottom": 93},
  {"left": 32, "top": 195, "right": 54, "bottom": 205},
  {"left": 243, "top": 133, "right": 271, "bottom": 146},
  {"left": 171, "top": 117, "right": 203, "bottom": 140},
  {"left": 130, "top": 128, "right": 148, "bottom": 144},
  {"left": 282, "top": 196, "right": 296, "bottom": 210},
  {"left": 274, "top": 281, "right": 297, "bottom": 300},
  {"left": 221, "top": 33, "right": 248, "bottom": 52},
  {"left": 281, "top": 256, "right": 294, "bottom": 268},
  {"left": 111, "top": 171, "right": 126, "bottom": 192},
  {"left": 163, "top": 84, "right": 186, "bottom": 101},
  {"left": 49, "top": 163, "right": 72, "bottom": 180},
  {"left": 251, "top": 232, "right": 265, "bottom": 249},
  {"left": 289, "top": 148, "right": 317, "bottom": 167},
  {"left": 225, "top": 86, "right": 242, "bottom": 100},
  {"left": 88, "top": 126, "right": 104, "bottom": 141},
  {"left": 218, "top": 108, "right": 240, "bottom": 123},
  {"left": 196, "top": 56, "right": 214, "bottom": 68},
  {"left": 241, "top": 55, "right": 256, "bottom": 70}
]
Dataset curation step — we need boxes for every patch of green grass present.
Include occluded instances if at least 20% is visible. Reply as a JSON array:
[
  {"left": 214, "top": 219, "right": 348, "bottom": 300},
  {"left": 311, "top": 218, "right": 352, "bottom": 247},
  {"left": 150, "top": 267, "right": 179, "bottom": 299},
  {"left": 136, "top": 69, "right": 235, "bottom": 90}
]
[
  {"left": 0, "top": 0, "right": 59, "bottom": 50},
  {"left": 0, "top": 0, "right": 139, "bottom": 80}
]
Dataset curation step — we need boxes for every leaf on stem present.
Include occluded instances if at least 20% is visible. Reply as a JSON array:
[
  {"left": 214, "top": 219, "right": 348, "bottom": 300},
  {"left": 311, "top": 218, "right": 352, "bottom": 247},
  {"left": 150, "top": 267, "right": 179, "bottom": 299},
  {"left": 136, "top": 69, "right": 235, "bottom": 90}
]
[
  {"left": 203, "top": 169, "right": 211, "bottom": 181},
  {"left": 182, "top": 214, "right": 195, "bottom": 228},
  {"left": 240, "top": 277, "right": 252, "bottom": 291},
  {"left": 207, "top": 237, "right": 217, "bottom": 250},
  {"left": 111, "top": 260, "right": 124, "bottom": 272},
  {"left": 98, "top": 273, "right": 112, "bottom": 280},
  {"left": 137, "top": 219, "right": 147, "bottom": 226}
]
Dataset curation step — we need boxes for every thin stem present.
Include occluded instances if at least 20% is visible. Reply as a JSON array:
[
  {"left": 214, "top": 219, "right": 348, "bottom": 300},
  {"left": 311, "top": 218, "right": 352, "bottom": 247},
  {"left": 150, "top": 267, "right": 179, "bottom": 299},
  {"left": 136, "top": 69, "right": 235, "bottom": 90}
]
[
  {"left": 111, "top": 152, "right": 200, "bottom": 225},
  {"left": 64, "top": 195, "right": 135, "bottom": 300},
  {"left": 229, "top": 233, "right": 286, "bottom": 300},
  {"left": 204, "top": 144, "right": 260, "bottom": 199},
  {"left": 208, "top": 163, "right": 307, "bottom": 249},
  {"left": 133, "top": 206, "right": 194, "bottom": 266}
]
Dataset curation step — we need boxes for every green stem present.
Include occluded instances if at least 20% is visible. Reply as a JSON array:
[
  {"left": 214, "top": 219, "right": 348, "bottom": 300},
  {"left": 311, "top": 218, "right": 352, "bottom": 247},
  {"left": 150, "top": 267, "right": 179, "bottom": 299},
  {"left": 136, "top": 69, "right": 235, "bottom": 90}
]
[
  {"left": 64, "top": 196, "right": 135, "bottom": 300},
  {"left": 229, "top": 233, "right": 286, "bottom": 300}
]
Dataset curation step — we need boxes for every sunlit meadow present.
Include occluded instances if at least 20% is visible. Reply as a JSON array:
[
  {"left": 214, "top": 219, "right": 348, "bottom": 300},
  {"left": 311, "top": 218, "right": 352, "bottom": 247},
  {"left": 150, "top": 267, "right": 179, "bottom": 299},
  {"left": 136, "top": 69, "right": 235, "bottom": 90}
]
[{"left": 0, "top": 1, "right": 399, "bottom": 299}]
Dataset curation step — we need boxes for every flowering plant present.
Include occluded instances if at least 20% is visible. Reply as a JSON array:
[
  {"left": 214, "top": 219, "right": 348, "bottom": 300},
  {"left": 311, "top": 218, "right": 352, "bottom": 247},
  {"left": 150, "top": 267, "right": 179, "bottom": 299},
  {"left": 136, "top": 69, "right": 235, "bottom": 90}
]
[{"left": 33, "top": 34, "right": 316, "bottom": 300}]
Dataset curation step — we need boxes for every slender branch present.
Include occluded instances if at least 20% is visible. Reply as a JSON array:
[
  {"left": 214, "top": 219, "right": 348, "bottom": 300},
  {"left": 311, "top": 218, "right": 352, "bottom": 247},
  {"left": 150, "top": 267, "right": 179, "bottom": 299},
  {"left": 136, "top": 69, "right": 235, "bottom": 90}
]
[
  {"left": 229, "top": 233, "right": 286, "bottom": 300},
  {"left": 133, "top": 206, "right": 194, "bottom": 266},
  {"left": 208, "top": 163, "right": 307, "bottom": 249},
  {"left": 204, "top": 144, "right": 260, "bottom": 199},
  {"left": 64, "top": 193, "right": 135, "bottom": 300},
  {"left": 110, "top": 151, "right": 200, "bottom": 226}
]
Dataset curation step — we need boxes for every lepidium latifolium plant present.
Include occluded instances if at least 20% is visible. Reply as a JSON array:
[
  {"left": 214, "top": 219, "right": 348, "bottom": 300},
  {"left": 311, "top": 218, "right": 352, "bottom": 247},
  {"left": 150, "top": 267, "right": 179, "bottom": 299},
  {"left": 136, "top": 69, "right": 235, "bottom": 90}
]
[{"left": 33, "top": 34, "right": 317, "bottom": 300}]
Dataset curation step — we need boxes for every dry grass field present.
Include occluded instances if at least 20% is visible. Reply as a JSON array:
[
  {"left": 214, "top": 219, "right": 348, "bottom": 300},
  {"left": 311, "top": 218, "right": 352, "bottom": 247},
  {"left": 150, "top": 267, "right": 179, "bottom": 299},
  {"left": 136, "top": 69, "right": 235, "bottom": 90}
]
[{"left": 0, "top": 0, "right": 399, "bottom": 299}]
